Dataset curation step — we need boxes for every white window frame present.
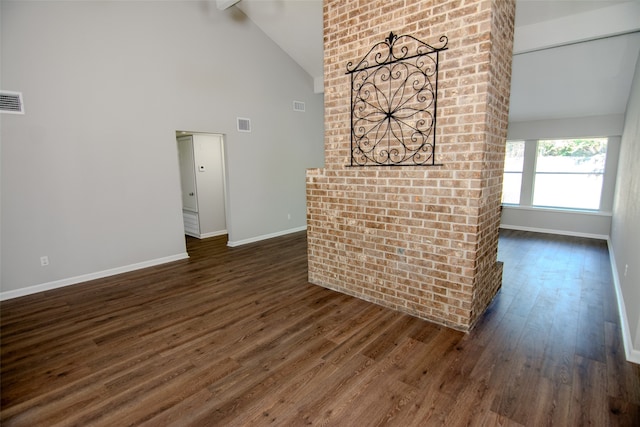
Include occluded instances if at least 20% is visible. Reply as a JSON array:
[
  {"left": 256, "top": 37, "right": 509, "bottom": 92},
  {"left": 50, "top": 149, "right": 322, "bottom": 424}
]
[{"left": 502, "top": 137, "right": 620, "bottom": 213}]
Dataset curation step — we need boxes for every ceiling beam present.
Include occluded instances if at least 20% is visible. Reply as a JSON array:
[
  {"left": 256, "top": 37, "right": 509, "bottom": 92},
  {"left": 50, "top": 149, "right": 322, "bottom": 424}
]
[{"left": 514, "top": 1, "right": 640, "bottom": 55}]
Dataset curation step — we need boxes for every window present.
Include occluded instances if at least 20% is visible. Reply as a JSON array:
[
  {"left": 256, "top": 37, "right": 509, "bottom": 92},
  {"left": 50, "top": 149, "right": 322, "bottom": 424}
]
[
  {"left": 533, "top": 139, "right": 607, "bottom": 210},
  {"left": 502, "top": 138, "right": 609, "bottom": 211},
  {"left": 502, "top": 140, "right": 524, "bottom": 204}
]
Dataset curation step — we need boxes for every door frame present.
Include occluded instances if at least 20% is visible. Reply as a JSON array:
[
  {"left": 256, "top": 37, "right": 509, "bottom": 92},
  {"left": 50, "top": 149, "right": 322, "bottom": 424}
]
[{"left": 175, "top": 131, "right": 230, "bottom": 241}]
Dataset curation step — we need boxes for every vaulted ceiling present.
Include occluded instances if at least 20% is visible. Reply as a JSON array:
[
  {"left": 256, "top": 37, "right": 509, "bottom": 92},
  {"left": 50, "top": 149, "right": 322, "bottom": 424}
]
[{"left": 233, "top": 0, "right": 640, "bottom": 123}]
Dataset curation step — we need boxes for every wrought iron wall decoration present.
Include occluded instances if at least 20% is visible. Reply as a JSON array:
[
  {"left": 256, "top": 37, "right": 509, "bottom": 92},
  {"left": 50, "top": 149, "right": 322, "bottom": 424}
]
[{"left": 347, "top": 32, "right": 448, "bottom": 166}]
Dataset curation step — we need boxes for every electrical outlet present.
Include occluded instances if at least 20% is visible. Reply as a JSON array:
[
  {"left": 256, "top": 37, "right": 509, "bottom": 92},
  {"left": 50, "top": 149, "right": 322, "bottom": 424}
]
[
  {"left": 287, "top": 213, "right": 291, "bottom": 220},
  {"left": 624, "top": 264, "right": 628, "bottom": 277},
  {"left": 40, "top": 256, "right": 49, "bottom": 267}
]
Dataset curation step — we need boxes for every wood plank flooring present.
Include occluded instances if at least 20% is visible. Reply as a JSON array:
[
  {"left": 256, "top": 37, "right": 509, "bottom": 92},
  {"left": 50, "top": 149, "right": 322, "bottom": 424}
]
[{"left": 1, "top": 229, "right": 639, "bottom": 426}]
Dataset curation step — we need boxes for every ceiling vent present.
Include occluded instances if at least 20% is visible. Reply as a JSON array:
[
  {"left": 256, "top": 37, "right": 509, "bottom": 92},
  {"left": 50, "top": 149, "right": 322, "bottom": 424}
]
[
  {"left": 237, "top": 117, "right": 251, "bottom": 133},
  {"left": 293, "top": 101, "right": 306, "bottom": 112},
  {"left": 0, "top": 91, "right": 24, "bottom": 114}
]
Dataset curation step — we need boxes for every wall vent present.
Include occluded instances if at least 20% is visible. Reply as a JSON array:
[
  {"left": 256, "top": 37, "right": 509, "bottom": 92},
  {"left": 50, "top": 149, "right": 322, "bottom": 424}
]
[
  {"left": 0, "top": 91, "right": 24, "bottom": 114},
  {"left": 293, "top": 101, "right": 306, "bottom": 112},
  {"left": 237, "top": 117, "right": 251, "bottom": 133}
]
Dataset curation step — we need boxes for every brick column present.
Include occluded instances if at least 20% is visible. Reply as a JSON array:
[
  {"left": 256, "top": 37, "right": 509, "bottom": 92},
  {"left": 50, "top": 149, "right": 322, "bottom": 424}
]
[{"left": 307, "top": 0, "right": 515, "bottom": 331}]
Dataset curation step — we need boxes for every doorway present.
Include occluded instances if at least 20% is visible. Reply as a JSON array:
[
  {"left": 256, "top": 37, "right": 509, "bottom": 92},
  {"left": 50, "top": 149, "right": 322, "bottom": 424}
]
[{"left": 176, "top": 131, "right": 228, "bottom": 239}]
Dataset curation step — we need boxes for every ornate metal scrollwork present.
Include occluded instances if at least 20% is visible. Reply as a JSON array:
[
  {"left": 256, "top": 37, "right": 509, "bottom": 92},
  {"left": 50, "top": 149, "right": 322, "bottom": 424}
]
[{"left": 347, "top": 32, "right": 448, "bottom": 166}]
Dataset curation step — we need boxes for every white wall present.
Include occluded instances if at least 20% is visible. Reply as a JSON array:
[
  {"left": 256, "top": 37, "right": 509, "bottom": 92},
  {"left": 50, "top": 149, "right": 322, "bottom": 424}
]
[
  {"left": 610, "top": 54, "right": 640, "bottom": 362},
  {"left": 502, "top": 115, "right": 624, "bottom": 238},
  {"left": 0, "top": 1, "right": 324, "bottom": 297},
  {"left": 500, "top": 206, "right": 612, "bottom": 239},
  {"left": 507, "top": 114, "right": 625, "bottom": 141}
]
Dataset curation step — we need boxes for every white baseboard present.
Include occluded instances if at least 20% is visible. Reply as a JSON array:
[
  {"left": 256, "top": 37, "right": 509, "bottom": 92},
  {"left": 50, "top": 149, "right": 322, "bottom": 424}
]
[
  {"left": 606, "top": 240, "right": 640, "bottom": 364},
  {"left": 0, "top": 253, "right": 189, "bottom": 301},
  {"left": 227, "top": 226, "right": 307, "bottom": 247},
  {"left": 629, "top": 348, "right": 640, "bottom": 364},
  {"left": 198, "top": 230, "right": 227, "bottom": 239},
  {"left": 499, "top": 224, "right": 608, "bottom": 241}
]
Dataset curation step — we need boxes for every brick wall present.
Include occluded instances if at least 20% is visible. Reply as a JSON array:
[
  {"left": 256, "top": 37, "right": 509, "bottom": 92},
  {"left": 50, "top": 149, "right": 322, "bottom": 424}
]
[{"left": 307, "top": 0, "right": 515, "bottom": 331}]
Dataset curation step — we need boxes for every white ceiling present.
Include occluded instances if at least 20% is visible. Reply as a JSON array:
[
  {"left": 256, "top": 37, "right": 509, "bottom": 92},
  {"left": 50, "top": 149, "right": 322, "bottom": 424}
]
[
  {"left": 235, "top": 0, "right": 640, "bottom": 122},
  {"left": 237, "top": 0, "right": 323, "bottom": 86}
]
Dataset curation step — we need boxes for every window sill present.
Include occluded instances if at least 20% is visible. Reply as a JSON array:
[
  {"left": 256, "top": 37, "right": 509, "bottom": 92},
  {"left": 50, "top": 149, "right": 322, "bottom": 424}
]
[{"left": 501, "top": 204, "right": 612, "bottom": 217}]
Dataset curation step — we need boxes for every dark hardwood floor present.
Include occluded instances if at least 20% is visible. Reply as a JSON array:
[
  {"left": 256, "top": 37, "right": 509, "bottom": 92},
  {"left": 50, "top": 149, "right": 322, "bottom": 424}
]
[{"left": 1, "top": 229, "right": 639, "bottom": 426}]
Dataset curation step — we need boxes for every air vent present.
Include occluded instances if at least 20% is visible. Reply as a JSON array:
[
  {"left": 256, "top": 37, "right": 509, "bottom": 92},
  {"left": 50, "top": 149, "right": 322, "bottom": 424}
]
[
  {"left": 293, "top": 101, "right": 305, "bottom": 112},
  {"left": 237, "top": 117, "right": 251, "bottom": 133},
  {"left": 0, "top": 91, "right": 24, "bottom": 114}
]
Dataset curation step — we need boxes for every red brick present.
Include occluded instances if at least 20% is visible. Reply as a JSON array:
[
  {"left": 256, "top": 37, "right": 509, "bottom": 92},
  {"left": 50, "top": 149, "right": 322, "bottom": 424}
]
[{"left": 307, "top": 0, "right": 514, "bottom": 331}]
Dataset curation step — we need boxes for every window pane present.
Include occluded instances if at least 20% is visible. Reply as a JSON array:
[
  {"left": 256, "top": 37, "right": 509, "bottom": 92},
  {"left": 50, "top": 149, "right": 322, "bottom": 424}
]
[
  {"left": 502, "top": 172, "right": 522, "bottom": 204},
  {"left": 502, "top": 140, "right": 524, "bottom": 205},
  {"left": 532, "top": 138, "right": 607, "bottom": 210},
  {"left": 533, "top": 173, "right": 603, "bottom": 209},
  {"left": 536, "top": 139, "right": 607, "bottom": 173},
  {"left": 504, "top": 140, "right": 525, "bottom": 172}
]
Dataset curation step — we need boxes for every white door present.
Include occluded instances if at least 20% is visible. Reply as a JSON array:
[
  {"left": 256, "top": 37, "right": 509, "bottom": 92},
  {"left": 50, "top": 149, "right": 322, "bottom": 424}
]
[
  {"left": 192, "top": 134, "right": 227, "bottom": 236},
  {"left": 177, "top": 136, "right": 198, "bottom": 212}
]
